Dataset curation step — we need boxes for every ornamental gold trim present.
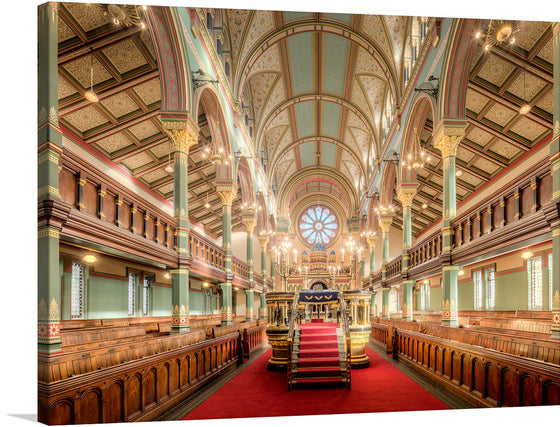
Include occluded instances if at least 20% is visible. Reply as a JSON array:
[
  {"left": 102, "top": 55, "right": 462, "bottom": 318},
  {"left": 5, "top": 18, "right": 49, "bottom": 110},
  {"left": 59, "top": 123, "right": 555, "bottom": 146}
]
[
  {"left": 552, "top": 161, "right": 560, "bottom": 173},
  {"left": 442, "top": 265, "right": 461, "bottom": 271},
  {"left": 169, "top": 269, "right": 189, "bottom": 274},
  {"left": 38, "top": 185, "right": 60, "bottom": 197},
  {"left": 552, "top": 290, "right": 560, "bottom": 311},
  {"left": 38, "top": 150, "right": 60, "bottom": 166},
  {"left": 161, "top": 121, "right": 199, "bottom": 154},
  {"left": 553, "top": 228, "right": 560, "bottom": 237},
  {"left": 38, "top": 227, "right": 60, "bottom": 239},
  {"left": 38, "top": 106, "right": 59, "bottom": 129},
  {"left": 553, "top": 190, "right": 560, "bottom": 200},
  {"left": 38, "top": 298, "right": 61, "bottom": 322}
]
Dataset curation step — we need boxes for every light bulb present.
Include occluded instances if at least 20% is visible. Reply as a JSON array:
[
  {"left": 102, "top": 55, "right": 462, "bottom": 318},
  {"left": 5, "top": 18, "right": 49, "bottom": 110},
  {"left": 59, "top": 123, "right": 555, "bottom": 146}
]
[{"left": 519, "top": 104, "right": 531, "bottom": 115}]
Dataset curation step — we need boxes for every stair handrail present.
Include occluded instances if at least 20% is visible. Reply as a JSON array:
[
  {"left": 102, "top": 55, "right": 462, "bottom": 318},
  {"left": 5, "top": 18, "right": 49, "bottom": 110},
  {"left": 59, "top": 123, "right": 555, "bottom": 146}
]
[
  {"left": 287, "top": 292, "right": 299, "bottom": 391},
  {"left": 339, "top": 295, "right": 352, "bottom": 389}
]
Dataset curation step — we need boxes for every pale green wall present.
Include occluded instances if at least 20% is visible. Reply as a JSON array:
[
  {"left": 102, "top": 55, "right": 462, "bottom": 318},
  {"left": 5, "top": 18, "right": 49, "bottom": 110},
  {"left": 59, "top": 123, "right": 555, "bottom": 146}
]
[
  {"left": 430, "top": 285, "right": 441, "bottom": 311},
  {"left": 88, "top": 276, "right": 128, "bottom": 318},
  {"left": 152, "top": 285, "right": 171, "bottom": 316}
]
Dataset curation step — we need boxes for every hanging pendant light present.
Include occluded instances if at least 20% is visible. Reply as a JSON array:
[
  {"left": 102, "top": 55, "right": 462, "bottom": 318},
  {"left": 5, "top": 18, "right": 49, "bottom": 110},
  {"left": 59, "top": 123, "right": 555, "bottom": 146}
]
[
  {"left": 519, "top": 65, "right": 531, "bottom": 115},
  {"left": 84, "top": 50, "right": 99, "bottom": 103},
  {"left": 164, "top": 152, "right": 174, "bottom": 173},
  {"left": 204, "top": 192, "right": 211, "bottom": 209}
]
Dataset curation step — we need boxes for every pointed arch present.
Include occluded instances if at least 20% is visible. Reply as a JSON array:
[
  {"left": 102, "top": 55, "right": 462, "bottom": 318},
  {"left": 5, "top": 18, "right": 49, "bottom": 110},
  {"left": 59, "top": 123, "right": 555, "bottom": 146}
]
[
  {"left": 438, "top": 19, "right": 481, "bottom": 122},
  {"left": 399, "top": 94, "right": 436, "bottom": 183},
  {"left": 379, "top": 161, "right": 397, "bottom": 209}
]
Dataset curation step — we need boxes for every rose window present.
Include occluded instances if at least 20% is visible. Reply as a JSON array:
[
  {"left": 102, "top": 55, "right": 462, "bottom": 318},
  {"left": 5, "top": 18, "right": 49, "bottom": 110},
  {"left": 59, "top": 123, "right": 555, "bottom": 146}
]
[{"left": 298, "top": 205, "right": 338, "bottom": 246}]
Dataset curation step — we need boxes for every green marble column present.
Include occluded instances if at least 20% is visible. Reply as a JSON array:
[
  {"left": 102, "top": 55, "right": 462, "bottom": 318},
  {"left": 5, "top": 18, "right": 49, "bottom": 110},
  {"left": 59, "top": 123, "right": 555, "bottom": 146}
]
[
  {"left": 397, "top": 186, "right": 417, "bottom": 272},
  {"left": 370, "top": 291, "right": 377, "bottom": 321},
  {"left": 367, "top": 235, "right": 377, "bottom": 288},
  {"left": 38, "top": 2, "right": 64, "bottom": 354},
  {"left": 258, "top": 236, "right": 269, "bottom": 290},
  {"left": 402, "top": 280, "right": 414, "bottom": 321},
  {"left": 217, "top": 185, "right": 236, "bottom": 324},
  {"left": 162, "top": 117, "right": 198, "bottom": 333},
  {"left": 245, "top": 289, "right": 254, "bottom": 321},
  {"left": 550, "top": 22, "right": 560, "bottom": 339},
  {"left": 260, "top": 292, "right": 267, "bottom": 319},
  {"left": 381, "top": 287, "right": 390, "bottom": 318},
  {"left": 242, "top": 209, "right": 257, "bottom": 285},
  {"left": 434, "top": 121, "right": 466, "bottom": 327},
  {"left": 220, "top": 282, "right": 232, "bottom": 324},
  {"left": 378, "top": 215, "right": 392, "bottom": 281}
]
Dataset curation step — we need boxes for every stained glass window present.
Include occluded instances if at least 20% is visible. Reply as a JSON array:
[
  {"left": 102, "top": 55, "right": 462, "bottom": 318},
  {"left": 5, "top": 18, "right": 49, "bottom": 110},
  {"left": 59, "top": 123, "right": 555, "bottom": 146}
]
[
  {"left": 298, "top": 205, "right": 338, "bottom": 246},
  {"left": 527, "top": 257, "right": 543, "bottom": 310},
  {"left": 485, "top": 268, "right": 495, "bottom": 310},
  {"left": 142, "top": 275, "right": 152, "bottom": 316},
  {"left": 71, "top": 262, "right": 84, "bottom": 319},
  {"left": 128, "top": 273, "right": 136, "bottom": 316},
  {"left": 473, "top": 270, "right": 483, "bottom": 310}
]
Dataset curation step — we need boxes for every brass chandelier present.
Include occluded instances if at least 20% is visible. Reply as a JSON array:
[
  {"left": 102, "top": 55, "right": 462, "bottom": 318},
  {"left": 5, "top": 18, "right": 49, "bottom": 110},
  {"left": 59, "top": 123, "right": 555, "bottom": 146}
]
[{"left": 476, "top": 19, "right": 520, "bottom": 50}]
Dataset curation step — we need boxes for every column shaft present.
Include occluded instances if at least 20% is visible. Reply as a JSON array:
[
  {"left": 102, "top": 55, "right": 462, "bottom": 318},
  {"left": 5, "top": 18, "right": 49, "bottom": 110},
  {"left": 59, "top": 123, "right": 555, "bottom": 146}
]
[
  {"left": 38, "top": 2, "right": 63, "bottom": 354},
  {"left": 402, "top": 280, "right": 414, "bottom": 321},
  {"left": 245, "top": 289, "right": 254, "bottom": 321},
  {"left": 381, "top": 287, "right": 390, "bottom": 318},
  {"left": 260, "top": 293, "right": 267, "bottom": 319},
  {"left": 434, "top": 123, "right": 466, "bottom": 328}
]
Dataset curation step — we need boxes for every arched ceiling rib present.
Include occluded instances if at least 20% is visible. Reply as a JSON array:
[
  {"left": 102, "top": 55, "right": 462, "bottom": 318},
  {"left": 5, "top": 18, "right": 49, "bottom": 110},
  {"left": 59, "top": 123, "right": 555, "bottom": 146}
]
[{"left": 221, "top": 10, "right": 409, "bottom": 225}]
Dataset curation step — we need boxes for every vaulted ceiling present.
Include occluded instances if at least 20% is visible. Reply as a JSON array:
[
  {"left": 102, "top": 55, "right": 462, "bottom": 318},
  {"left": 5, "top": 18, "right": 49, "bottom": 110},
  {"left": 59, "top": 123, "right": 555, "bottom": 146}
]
[
  {"left": 56, "top": 3, "right": 555, "bottom": 242},
  {"left": 226, "top": 11, "right": 410, "bottom": 217}
]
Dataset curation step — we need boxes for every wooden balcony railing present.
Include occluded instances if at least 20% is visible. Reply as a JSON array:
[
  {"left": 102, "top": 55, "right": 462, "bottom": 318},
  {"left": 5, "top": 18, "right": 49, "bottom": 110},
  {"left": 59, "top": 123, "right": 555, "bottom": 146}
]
[{"left": 367, "top": 159, "right": 553, "bottom": 288}]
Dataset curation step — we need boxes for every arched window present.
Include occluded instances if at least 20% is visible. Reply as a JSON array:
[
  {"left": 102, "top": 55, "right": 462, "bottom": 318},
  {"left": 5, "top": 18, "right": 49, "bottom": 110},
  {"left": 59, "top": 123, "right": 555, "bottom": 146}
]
[{"left": 298, "top": 205, "right": 339, "bottom": 246}]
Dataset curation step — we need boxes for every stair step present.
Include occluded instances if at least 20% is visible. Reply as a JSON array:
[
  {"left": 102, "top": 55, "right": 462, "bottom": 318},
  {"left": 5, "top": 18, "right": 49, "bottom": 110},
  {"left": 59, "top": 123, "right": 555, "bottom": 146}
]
[
  {"left": 296, "top": 357, "right": 340, "bottom": 367},
  {"left": 294, "top": 367, "right": 341, "bottom": 378},
  {"left": 299, "top": 341, "right": 339, "bottom": 350},
  {"left": 298, "top": 349, "right": 339, "bottom": 358},
  {"left": 300, "top": 334, "right": 337, "bottom": 342}
]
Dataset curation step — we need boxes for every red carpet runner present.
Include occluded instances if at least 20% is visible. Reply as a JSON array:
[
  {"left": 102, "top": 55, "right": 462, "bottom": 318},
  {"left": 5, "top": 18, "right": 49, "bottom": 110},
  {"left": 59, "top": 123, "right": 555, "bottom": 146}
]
[
  {"left": 293, "top": 322, "right": 344, "bottom": 387},
  {"left": 183, "top": 345, "right": 449, "bottom": 420}
]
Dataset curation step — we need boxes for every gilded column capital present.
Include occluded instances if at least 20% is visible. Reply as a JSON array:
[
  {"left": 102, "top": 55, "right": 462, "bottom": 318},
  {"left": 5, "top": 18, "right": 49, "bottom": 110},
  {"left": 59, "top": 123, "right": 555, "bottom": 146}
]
[
  {"left": 433, "top": 125, "right": 466, "bottom": 158},
  {"left": 161, "top": 120, "right": 199, "bottom": 155},
  {"left": 216, "top": 185, "right": 237, "bottom": 206},
  {"left": 396, "top": 186, "right": 417, "bottom": 208},
  {"left": 241, "top": 209, "right": 257, "bottom": 232},
  {"left": 378, "top": 215, "right": 393, "bottom": 233},
  {"left": 257, "top": 236, "right": 269, "bottom": 249},
  {"left": 366, "top": 235, "right": 378, "bottom": 250}
]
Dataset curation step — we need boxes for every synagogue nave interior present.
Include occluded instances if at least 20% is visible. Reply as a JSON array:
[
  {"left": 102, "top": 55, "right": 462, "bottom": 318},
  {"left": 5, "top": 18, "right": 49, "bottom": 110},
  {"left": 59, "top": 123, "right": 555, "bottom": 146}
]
[{"left": 3, "top": 0, "right": 560, "bottom": 425}]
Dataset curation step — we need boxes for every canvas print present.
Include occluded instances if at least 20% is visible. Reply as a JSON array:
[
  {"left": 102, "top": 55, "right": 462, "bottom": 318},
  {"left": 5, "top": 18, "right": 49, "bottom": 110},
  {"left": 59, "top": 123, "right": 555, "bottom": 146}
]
[{"left": 36, "top": 1, "right": 560, "bottom": 425}]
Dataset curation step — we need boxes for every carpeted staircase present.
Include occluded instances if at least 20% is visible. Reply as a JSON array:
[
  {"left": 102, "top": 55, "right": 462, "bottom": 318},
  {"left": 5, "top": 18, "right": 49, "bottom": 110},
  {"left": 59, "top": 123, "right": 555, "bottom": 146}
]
[{"left": 290, "top": 320, "right": 348, "bottom": 388}]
